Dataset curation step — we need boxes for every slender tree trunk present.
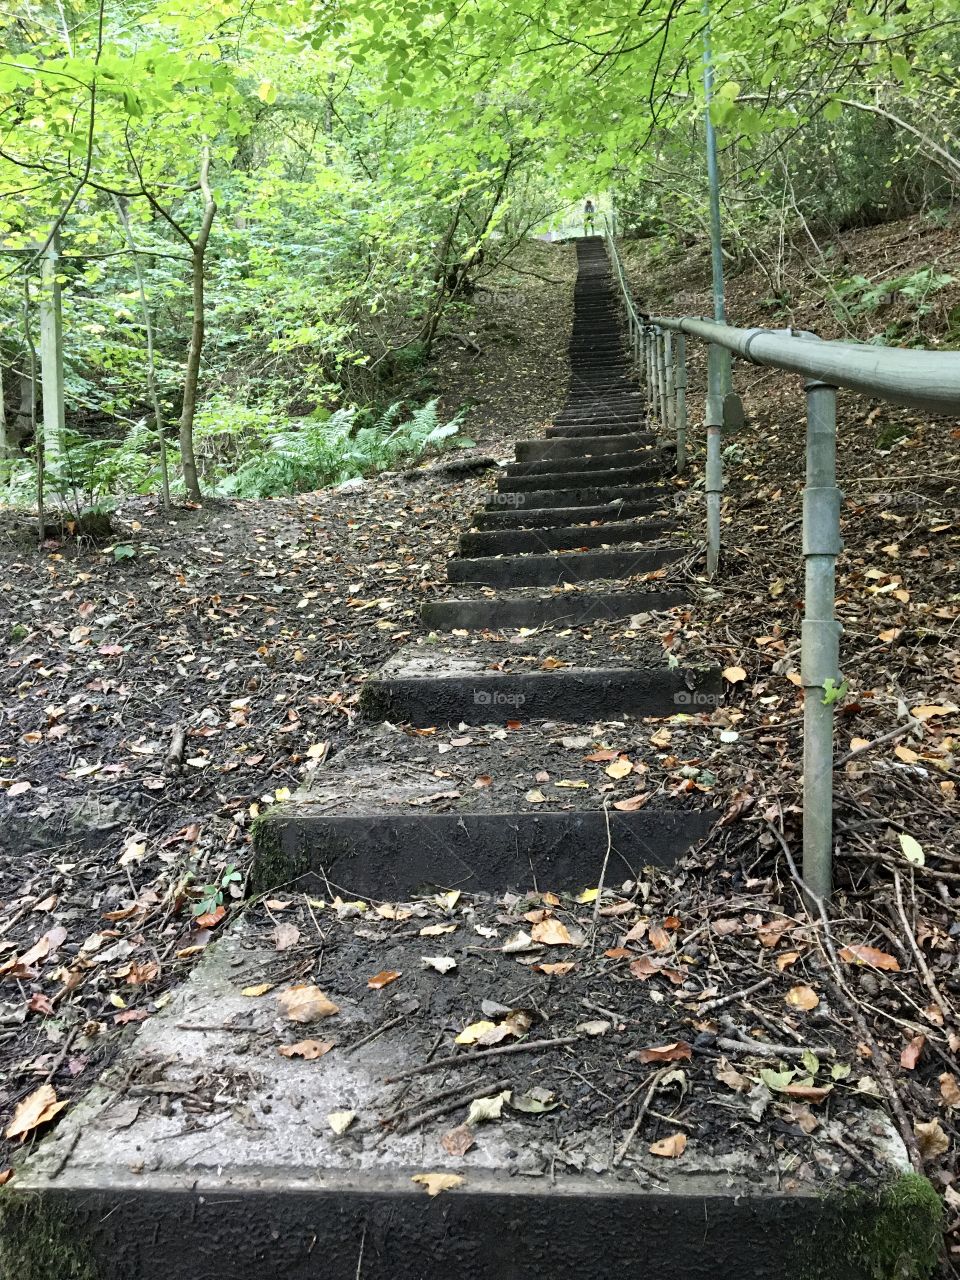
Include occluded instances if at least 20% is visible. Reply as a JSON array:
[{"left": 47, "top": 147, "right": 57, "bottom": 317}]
[
  {"left": 178, "top": 147, "right": 216, "bottom": 504},
  {"left": 22, "top": 281, "right": 43, "bottom": 546}
]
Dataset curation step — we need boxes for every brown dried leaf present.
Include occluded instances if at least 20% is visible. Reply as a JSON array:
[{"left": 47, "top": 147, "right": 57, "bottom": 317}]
[
  {"left": 440, "top": 1125, "right": 475, "bottom": 1157},
  {"left": 914, "top": 1118, "right": 950, "bottom": 1160},
  {"left": 649, "top": 1132, "right": 687, "bottom": 1158},
  {"left": 938, "top": 1073, "right": 960, "bottom": 1109},
  {"left": 367, "top": 970, "right": 401, "bottom": 990},
  {"left": 5, "top": 1084, "right": 67, "bottom": 1141},
  {"left": 839, "top": 945, "right": 900, "bottom": 972},
  {"left": 530, "top": 918, "right": 574, "bottom": 947},
  {"left": 278, "top": 1039, "right": 334, "bottom": 1060},
  {"left": 636, "top": 1041, "right": 692, "bottom": 1064},
  {"left": 785, "top": 985, "right": 820, "bottom": 1011},
  {"left": 900, "top": 1035, "right": 925, "bottom": 1070},
  {"left": 276, "top": 985, "right": 340, "bottom": 1023}
]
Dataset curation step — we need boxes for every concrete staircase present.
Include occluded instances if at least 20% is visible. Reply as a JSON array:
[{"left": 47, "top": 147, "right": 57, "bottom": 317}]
[{"left": 5, "top": 239, "right": 912, "bottom": 1280}]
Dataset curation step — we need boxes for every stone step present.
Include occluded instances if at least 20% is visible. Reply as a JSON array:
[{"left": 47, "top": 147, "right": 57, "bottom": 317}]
[
  {"left": 250, "top": 719, "right": 716, "bottom": 894},
  {"left": 484, "top": 484, "right": 666, "bottom": 511},
  {"left": 516, "top": 434, "right": 648, "bottom": 462},
  {"left": 497, "top": 464, "right": 662, "bottom": 492},
  {"left": 11, "top": 900, "right": 915, "bottom": 1280},
  {"left": 503, "top": 450, "right": 655, "bottom": 478},
  {"left": 546, "top": 423, "right": 649, "bottom": 438},
  {"left": 422, "top": 585, "right": 690, "bottom": 630},
  {"left": 472, "top": 498, "right": 669, "bottom": 530},
  {"left": 459, "top": 518, "right": 679, "bottom": 557},
  {"left": 446, "top": 544, "right": 684, "bottom": 589},
  {"left": 360, "top": 635, "right": 721, "bottom": 726}
]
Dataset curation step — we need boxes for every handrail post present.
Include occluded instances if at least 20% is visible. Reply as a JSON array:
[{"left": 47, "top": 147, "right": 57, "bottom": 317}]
[
  {"left": 802, "top": 379, "right": 842, "bottom": 902},
  {"left": 663, "top": 329, "right": 675, "bottom": 442},
  {"left": 656, "top": 329, "right": 669, "bottom": 438},
  {"left": 675, "top": 333, "right": 688, "bottom": 472},
  {"left": 705, "top": 342, "right": 724, "bottom": 577},
  {"left": 645, "top": 329, "right": 654, "bottom": 415}
]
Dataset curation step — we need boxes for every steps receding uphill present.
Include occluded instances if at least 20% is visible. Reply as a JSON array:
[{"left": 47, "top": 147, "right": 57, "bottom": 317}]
[{"left": 11, "top": 238, "right": 801, "bottom": 1280}]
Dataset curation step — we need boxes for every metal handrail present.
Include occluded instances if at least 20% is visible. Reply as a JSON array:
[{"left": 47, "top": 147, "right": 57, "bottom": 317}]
[{"left": 599, "top": 214, "right": 960, "bottom": 903}]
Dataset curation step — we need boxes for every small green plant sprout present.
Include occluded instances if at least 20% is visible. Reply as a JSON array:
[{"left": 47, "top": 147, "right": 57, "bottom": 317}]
[
  {"left": 192, "top": 864, "right": 243, "bottom": 917},
  {"left": 822, "top": 677, "right": 849, "bottom": 706},
  {"left": 112, "top": 543, "right": 136, "bottom": 560}
]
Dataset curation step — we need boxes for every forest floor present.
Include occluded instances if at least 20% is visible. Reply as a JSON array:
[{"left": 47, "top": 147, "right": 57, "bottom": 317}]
[{"left": 1, "top": 225, "right": 959, "bottom": 1270}]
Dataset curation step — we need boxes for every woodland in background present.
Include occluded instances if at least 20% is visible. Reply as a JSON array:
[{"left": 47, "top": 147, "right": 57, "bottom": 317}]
[{"left": 1, "top": 0, "right": 960, "bottom": 520}]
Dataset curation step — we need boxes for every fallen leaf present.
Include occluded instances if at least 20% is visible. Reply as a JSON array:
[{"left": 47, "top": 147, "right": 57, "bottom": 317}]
[
  {"left": 938, "top": 1073, "right": 960, "bottom": 1109},
  {"left": 605, "top": 757, "right": 633, "bottom": 779},
  {"left": 530, "top": 918, "right": 574, "bottom": 946},
  {"left": 914, "top": 1118, "right": 950, "bottom": 1160},
  {"left": 273, "top": 922, "right": 301, "bottom": 951},
  {"left": 714, "top": 1059, "right": 750, "bottom": 1093},
  {"left": 466, "top": 1090, "right": 511, "bottom": 1125},
  {"left": 421, "top": 956, "right": 457, "bottom": 974},
  {"left": 897, "top": 834, "right": 925, "bottom": 867},
  {"left": 722, "top": 665, "right": 747, "bottom": 684},
  {"left": 576, "top": 1020, "right": 611, "bottom": 1037},
  {"left": 649, "top": 1132, "right": 687, "bottom": 1158},
  {"left": 242, "top": 983, "right": 274, "bottom": 997},
  {"left": 327, "top": 1110, "right": 356, "bottom": 1135},
  {"left": 839, "top": 945, "right": 900, "bottom": 972},
  {"left": 637, "top": 1041, "right": 692, "bottom": 1064},
  {"left": 783, "top": 1101, "right": 819, "bottom": 1134},
  {"left": 420, "top": 923, "right": 457, "bottom": 937},
  {"left": 612, "top": 792, "right": 652, "bottom": 814},
  {"left": 785, "top": 985, "right": 820, "bottom": 1011},
  {"left": 901, "top": 1035, "right": 925, "bottom": 1070},
  {"left": 411, "top": 1172, "right": 464, "bottom": 1196},
  {"left": 776, "top": 951, "right": 802, "bottom": 971},
  {"left": 534, "top": 962, "right": 576, "bottom": 976},
  {"left": 510, "top": 1087, "right": 559, "bottom": 1114},
  {"left": 5, "top": 1085, "right": 67, "bottom": 1141},
  {"left": 367, "top": 970, "right": 401, "bottom": 990},
  {"left": 279, "top": 1040, "right": 334, "bottom": 1060},
  {"left": 911, "top": 704, "right": 957, "bottom": 721},
  {"left": 277, "top": 985, "right": 340, "bottom": 1022},
  {"left": 440, "top": 1125, "right": 475, "bottom": 1156},
  {"left": 455, "top": 1020, "right": 497, "bottom": 1045}
]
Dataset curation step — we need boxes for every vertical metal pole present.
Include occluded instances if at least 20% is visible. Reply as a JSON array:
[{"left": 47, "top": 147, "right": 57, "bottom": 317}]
[
  {"left": 656, "top": 330, "right": 668, "bottom": 437},
  {"left": 802, "top": 380, "right": 841, "bottom": 902},
  {"left": 39, "top": 230, "right": 65, "bottom": 462},
  {"left": 675, "top": 333, "right": 688, "bottom": 473},
  {"left": 705, "top": 343, "right": 724, "bottom": 577},
  {"left": 702, "top": 6, "right": 732, "bottom": 398},
  {"left": 663, "top": 330, "right": 675, "bottom": 441},
  {"left": 645, "top": 331, "right": 654, "bottom": 414}
]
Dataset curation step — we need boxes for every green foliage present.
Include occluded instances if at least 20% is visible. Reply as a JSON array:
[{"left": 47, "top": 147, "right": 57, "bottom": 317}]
[{"left": 213, "top": 399, "right": 470, "bottom": 498}]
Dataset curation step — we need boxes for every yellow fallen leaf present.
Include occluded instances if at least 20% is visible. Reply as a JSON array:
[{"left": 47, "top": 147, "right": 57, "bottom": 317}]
[
  {"left": 242, "top": 983, "right": 274, "bottom": 997},
  {"left": 411, "top": 1172, "right": 465, "bottom": 1196},
  {"left": 555, "top": 779, "right": 588, "bottom": 789},
  {"left": 327, "top": 1110, "right": 356, "bottom": 1135},
  {"left": 575, "top": 888, "right": 598, "bottom": 904},
  {"left": 911, "top": 704, "right": 957, "bottom": 721},
  {"left": 456, "top": 1020, "right": 497, "bottom": 1045},
  {"left": 274, "top": 787, "right": 291, "bottom": 802}
]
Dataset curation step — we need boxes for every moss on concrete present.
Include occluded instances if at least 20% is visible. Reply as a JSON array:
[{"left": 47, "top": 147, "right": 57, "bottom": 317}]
[
  {"left": 248, "top": 806, "right": 308, "bottom": 893},
  {"left": 0, "top": 1189, "right": 100, "bottom": 1279},
  {"left": 803, "top": 1173, "right": 943, "bottom": 1280}
]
